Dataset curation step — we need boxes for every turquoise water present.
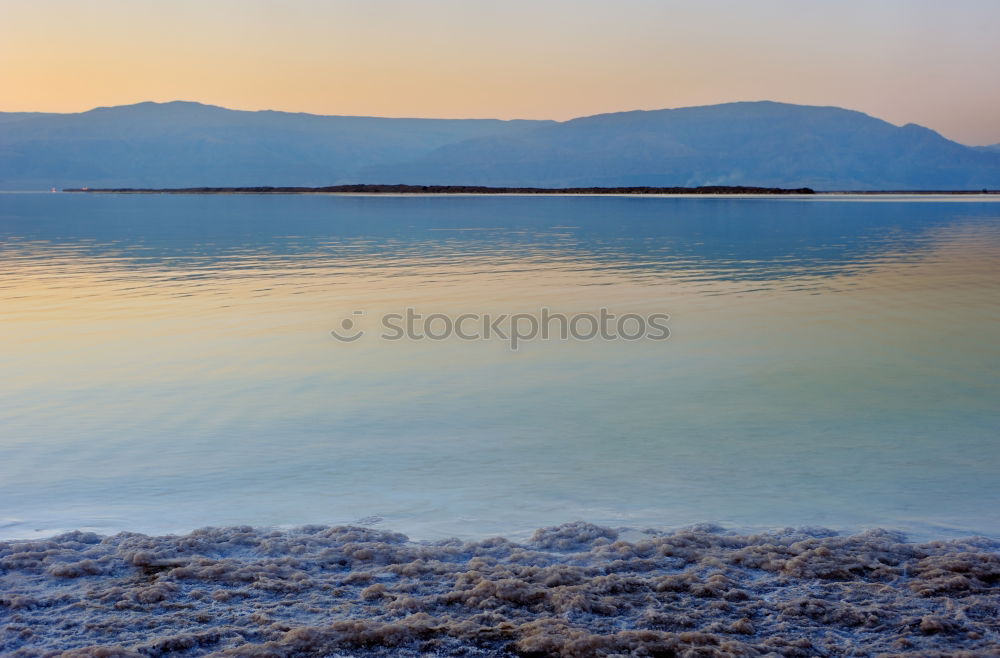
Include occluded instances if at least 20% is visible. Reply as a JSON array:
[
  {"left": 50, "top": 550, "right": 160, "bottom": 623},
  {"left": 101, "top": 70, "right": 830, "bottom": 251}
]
[{"left": 1, "top": 193, "right": 998, "bottom": 540}]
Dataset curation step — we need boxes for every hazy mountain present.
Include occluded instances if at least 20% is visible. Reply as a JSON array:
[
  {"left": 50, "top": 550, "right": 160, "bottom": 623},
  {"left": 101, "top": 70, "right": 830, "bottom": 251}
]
[
  {"left": 0, "top": 112, "right": 59, "bottom": 124},
  {"left": 366, "top": 102, "right": 1000, "bottom": 190},
  {"left": 0, "top": 102, "right": 551, "bottom": 190},
  {"left": 1, "top": 100, "right": 998, "bottom": 190}
]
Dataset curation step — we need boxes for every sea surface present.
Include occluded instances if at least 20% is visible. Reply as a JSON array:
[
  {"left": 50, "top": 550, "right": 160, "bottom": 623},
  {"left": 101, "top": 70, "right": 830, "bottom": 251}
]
[{"left": 1, "top": 193, "right": 998, "bottom": 541}]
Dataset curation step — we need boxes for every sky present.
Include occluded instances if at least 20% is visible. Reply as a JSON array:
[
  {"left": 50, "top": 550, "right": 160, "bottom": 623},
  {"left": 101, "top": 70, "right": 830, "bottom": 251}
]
[{"left": 2, "top": 0, "right": 999, "bottom": 145}]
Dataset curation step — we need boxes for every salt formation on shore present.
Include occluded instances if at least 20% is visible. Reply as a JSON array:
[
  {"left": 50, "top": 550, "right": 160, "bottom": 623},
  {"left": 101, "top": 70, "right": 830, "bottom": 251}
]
[{"left": 2, "top": 522, "right": 998, "bottom": 656}]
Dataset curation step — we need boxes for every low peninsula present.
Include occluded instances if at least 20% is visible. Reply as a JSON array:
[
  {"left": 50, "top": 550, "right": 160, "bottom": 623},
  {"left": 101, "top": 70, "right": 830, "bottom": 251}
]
[{"left": 63, "top": 184, "right": 816, "bottom": 195}]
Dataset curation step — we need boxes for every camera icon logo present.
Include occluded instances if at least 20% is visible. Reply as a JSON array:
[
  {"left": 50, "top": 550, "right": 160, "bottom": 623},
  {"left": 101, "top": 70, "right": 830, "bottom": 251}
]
[{"left": 330, "top": 310, "right": 366, "bottom": 342}]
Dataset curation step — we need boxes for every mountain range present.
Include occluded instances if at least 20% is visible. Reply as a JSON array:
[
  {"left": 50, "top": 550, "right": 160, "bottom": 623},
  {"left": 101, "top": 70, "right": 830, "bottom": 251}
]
[{"left": 1, "top": 100, "right": 998, "bottom": 190}]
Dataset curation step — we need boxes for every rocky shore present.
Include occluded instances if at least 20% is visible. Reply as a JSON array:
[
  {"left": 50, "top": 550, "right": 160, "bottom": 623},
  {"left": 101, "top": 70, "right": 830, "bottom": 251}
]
[{"left": 2, "top": 522, "right": 998, "bottom": 656}]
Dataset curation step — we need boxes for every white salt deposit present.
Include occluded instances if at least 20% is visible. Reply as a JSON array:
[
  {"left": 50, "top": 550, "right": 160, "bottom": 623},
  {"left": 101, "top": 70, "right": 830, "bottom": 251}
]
[{"left": 2, "top": 522, "right": 998, "bottom": 656}]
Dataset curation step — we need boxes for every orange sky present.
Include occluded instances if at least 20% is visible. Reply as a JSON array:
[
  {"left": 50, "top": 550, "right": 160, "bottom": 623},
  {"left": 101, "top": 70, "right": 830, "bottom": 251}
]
[{"left": 2, "top": 0, "right": 999, "bottom": 145}]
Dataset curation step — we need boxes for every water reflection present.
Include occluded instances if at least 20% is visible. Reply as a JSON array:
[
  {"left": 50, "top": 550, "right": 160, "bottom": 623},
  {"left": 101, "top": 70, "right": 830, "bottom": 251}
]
[
  {"left": 0, "top": 194, "right": 985, "bottom": 283},
  {"left": 1, "top": 194, "right": 998, "bottom": 540}
]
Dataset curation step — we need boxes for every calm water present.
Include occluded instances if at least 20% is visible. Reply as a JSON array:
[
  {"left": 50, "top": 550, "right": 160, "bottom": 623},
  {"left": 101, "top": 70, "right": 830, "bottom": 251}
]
[{"left": 1, "top": 193, "right": 998, "bottom": 541}]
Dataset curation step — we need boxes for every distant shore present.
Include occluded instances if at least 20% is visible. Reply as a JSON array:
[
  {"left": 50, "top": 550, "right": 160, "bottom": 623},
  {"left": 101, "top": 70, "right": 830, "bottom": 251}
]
[
  {"left": 59, "top": 184, "right": 1000, "bottom": 195},
  {"left": 63, "top": 184, "right": 817, "bottom": 195}
]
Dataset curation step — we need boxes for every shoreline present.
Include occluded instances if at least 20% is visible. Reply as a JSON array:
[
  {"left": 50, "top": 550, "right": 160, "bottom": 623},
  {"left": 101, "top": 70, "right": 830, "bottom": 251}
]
[
  {"left": 3, "top": 521, "right": 998, "bottom": 656},
  {"left": 3, "top": 517, "right": 995, "bottom": 546},
  {"left": 63, "top": 184, "right": 817, "bottom": 195},
  {"left": 57, "top": 184, "right": 1000, "bottom": 195}
]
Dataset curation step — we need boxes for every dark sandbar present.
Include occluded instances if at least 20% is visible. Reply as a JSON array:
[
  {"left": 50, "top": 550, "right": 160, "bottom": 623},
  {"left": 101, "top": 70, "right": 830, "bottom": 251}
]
[{"left": 62, "top": 185, "right": 816, "bottom": 195}]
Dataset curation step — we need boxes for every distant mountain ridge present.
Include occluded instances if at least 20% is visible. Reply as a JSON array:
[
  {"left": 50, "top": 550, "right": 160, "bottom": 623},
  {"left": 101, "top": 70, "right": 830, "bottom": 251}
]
[
  {"left": 1, "top": 100, "right": 998, "bottom": 190},
  {"left": 0, "top": 101, "right": 551, "bottom": 190}
]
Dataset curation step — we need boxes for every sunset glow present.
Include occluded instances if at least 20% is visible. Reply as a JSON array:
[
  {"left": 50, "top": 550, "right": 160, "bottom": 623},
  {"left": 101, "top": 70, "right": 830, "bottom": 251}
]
[{"left": 3, "top": 0, "right": 999, "bottom": 144}]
